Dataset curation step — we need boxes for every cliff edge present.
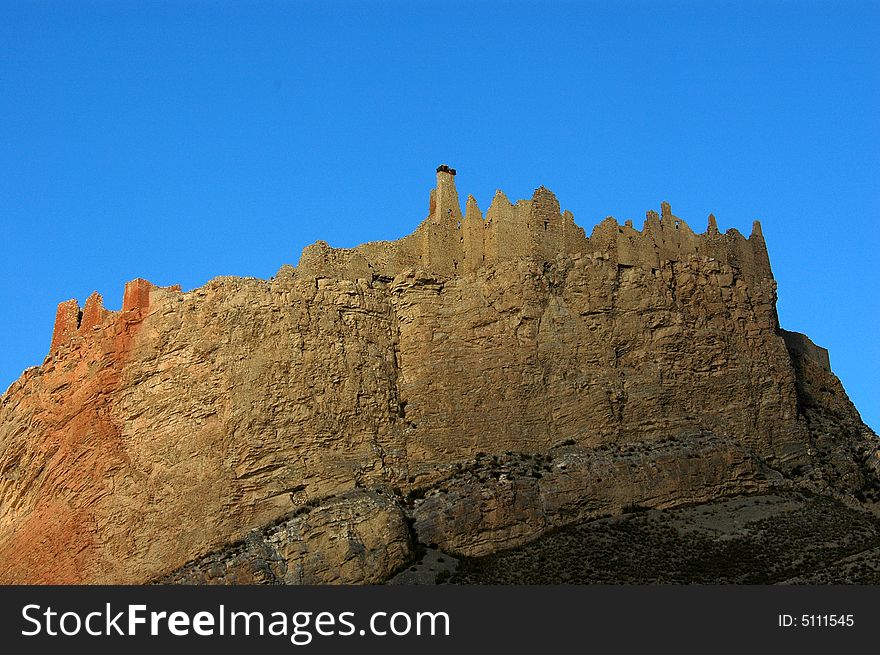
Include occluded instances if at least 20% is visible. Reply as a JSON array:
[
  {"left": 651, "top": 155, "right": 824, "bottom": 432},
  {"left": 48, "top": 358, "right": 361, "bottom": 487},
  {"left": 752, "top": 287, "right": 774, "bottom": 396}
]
[{"left": 0, "top": 167, "right": 876, "bottom": 584}]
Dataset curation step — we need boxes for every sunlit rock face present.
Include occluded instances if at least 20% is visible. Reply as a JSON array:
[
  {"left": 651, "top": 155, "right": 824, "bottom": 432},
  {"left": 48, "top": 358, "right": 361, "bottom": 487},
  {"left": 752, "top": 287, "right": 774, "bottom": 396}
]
[{"left": 0, "top": 167, "right": 875, "bottom": 584}]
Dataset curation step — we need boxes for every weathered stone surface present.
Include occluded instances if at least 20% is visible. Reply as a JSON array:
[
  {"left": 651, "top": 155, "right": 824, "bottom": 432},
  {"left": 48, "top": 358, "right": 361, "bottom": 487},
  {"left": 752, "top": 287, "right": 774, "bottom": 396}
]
[
  {"left": 0, "top": 168, "right": 876, "bottom": 584},
  {"left": 156, "top": 490, "right": 412, "bottom": 585},
  {"left": 409, "top": 436, "right": 779, "bottom": 557},
  {"left": 297, "top": 169, "right": 771, "bottom": 282},
  {"left": 782, "top": 330, "right": 878, "bottom": 495}
]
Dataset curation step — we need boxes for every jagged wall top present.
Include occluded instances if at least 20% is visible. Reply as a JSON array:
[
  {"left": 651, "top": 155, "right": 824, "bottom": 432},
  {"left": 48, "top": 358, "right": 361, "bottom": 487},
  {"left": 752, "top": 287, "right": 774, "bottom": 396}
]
[
  {"left": 296, "top": 166, "right": 772, "bottom": 281},
  {"left": 45, "top": 167, "right": 774, "bottom": 356},
  {"left": 47, "top": 279, "right": 182, "bottom": 358}
]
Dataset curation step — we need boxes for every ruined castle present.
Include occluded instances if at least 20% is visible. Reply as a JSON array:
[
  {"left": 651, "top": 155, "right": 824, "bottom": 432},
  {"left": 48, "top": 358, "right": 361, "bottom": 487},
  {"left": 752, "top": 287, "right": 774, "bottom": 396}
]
[
  {"left": 296, "top": 163, "right": 772, "bottom": 283},
  {"left": 48, "top": 164, "right": 772, "bottom": 353},
  {"left": 5, "top": 165, "right": 873, "bottom": 585}
]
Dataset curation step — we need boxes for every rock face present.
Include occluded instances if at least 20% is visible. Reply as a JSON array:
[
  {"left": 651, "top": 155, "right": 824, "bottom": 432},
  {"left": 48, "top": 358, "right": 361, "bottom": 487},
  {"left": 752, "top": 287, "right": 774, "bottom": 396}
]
[
  {"left": 0, "top": 166, "right": 876, "bottom": 584},
  {"left": 156, "top": 490, "right": 411, "bottom": 585}
]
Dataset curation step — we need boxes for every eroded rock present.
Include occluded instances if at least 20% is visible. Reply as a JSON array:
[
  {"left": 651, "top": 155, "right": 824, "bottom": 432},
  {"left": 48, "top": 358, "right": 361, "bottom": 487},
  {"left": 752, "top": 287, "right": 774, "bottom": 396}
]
[{"left": 0, "top": 168, "right": 875, "bottom": 584}]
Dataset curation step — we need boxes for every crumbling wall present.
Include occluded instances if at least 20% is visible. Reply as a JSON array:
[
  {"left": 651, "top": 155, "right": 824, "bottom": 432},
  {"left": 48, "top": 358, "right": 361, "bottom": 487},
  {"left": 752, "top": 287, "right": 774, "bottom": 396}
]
[
  {"left": 0, "top": 167, "right": 869, "bottom": 585},
  {"left": 781, "top": 329, "right": 832, "bottom": 372},
  {"left": 296, "top": 168, "right": 773, "bottom": 284}
]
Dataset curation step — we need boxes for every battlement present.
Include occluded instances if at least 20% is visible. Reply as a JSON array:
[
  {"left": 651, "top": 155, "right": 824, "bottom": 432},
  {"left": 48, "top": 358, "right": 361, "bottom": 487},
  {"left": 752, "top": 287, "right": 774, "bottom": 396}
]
[
  {"left": 297, "top": 166, "right": 773, "bottom": 281},
  {"left": 48, "top": 278, "right": 181, "bottom": 356}
]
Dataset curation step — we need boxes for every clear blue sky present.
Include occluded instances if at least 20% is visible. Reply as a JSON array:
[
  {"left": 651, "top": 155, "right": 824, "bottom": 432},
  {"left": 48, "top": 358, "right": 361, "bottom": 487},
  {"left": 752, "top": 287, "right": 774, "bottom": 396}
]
[{"left": 2, "top": 1, "right": 878, "bottom": 429}]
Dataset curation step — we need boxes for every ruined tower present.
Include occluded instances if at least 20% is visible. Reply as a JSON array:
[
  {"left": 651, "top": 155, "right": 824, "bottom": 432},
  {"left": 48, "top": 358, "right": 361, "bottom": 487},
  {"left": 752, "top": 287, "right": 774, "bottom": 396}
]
[
  {"left": 422, "top": 164, "right": 464, "bottom": 273},
  {"left": 429, "top": 164, "right": 462, "bottom": 224}
]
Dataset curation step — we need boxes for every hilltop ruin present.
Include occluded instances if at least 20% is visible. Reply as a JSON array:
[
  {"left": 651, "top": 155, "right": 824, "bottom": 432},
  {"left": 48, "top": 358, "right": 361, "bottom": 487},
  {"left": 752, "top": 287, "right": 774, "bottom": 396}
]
[{"left": 2, "top": 166, "right": 876, "bottom": 585}]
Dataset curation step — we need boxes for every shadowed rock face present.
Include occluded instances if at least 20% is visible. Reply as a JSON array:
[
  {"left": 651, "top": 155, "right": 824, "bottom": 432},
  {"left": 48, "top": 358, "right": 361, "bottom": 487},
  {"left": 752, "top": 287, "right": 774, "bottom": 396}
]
[{"left": 0, "top": 169, "right": 876, "bottom": 584}]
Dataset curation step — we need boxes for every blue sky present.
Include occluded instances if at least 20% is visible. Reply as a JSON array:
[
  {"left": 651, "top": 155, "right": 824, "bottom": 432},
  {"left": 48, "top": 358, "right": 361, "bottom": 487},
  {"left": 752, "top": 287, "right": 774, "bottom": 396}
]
[{"left": 1, "top": 1, "right": 878, "bottom": 429}]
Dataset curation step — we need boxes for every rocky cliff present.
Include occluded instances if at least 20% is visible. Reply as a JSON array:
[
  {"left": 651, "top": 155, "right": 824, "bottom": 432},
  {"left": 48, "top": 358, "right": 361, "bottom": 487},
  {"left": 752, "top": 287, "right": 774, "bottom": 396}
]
[{"left": 0, "top": 166, "right": 876, "bottom": 584}]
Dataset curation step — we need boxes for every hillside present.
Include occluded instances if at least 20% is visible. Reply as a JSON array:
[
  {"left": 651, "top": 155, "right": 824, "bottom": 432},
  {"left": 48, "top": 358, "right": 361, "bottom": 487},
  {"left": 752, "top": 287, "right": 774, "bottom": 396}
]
[{"left": 1, "top": 166, "right": 876, "bottom": 584}]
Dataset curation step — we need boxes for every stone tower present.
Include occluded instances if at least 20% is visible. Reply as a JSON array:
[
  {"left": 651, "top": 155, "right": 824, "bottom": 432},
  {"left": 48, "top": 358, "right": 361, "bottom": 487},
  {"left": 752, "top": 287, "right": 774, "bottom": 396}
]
[
  {"left": 430, "top": 164, "right": 462, "bottom": 224},
  {"left": 422, "top": 164, "right": 464, "bottom": 273}
]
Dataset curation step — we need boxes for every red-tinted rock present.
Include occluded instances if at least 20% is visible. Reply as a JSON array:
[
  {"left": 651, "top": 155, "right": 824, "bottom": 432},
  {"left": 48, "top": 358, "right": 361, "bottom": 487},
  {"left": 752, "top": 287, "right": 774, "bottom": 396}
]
[
  {"left": 122, "top": 278, "right": 155, "bottom": 313},
  {"left": 49, "top": 299, "right": 81, "bottom": 352},
  {"left": 79, "top": 291, "right": 111, "bottom": 333}
]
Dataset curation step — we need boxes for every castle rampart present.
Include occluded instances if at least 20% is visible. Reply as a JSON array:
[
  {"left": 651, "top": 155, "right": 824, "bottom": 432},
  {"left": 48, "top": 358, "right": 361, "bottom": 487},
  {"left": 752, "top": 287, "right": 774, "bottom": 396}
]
[
  {"left": 48, "top": 278, "right": 180, "bottom": 356},
  {"left": 296, "top": 166, "right": 772, "bottom": 282}
]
